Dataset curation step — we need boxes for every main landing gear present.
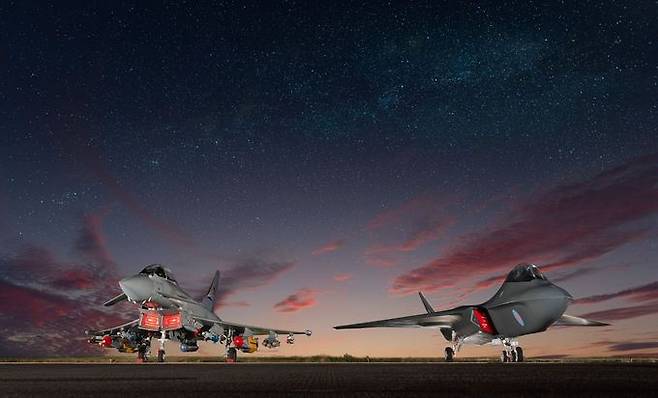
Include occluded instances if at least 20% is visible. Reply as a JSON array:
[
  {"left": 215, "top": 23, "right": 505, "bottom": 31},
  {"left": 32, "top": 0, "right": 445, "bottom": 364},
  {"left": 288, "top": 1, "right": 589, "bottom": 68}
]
[
  {"left": 444, "top": 347, "right": 455, "bottom": 362},
  {"left": 226, "top": 347, "right": 238, "bottom": 363},
  {"left": 501, "top": 344, "right": 524, "bottom": 363}
]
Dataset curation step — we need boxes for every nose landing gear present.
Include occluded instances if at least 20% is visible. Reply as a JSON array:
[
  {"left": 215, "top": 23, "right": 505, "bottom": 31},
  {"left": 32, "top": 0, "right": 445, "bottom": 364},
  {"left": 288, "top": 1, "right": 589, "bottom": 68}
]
[
  {"left": 157, "top": 330, "right": 166, "bottom": 363},
  {"left": 444, "top": 335, "right": 462, "bottom": 362}
]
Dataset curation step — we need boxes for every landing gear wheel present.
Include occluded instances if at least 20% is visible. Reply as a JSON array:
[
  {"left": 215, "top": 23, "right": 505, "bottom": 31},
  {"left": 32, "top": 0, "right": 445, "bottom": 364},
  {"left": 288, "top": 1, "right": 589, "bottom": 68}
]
[
  {"left": 226, "top": 347, "right": 237, "bottom": 363},
  {"left": 515, "top": 347, "right": 524, "bottom": 362},
  {"left": 137, "top": 350, "right": 147, "bottom": 363},
  {"left": 444, "top": 347, "right": 454, "bottom": 362},
  {"left": 510, "top": 350, "right": 517, "bottom": 362},
  {"left": 137, "top": 344, "right": 149, "bottom": 363},
  {"left": 157, "top": 349, "right": 166, "bottom": 363},
  {"left": 500, "top": 350, "right": 509, "bottom": 363}
]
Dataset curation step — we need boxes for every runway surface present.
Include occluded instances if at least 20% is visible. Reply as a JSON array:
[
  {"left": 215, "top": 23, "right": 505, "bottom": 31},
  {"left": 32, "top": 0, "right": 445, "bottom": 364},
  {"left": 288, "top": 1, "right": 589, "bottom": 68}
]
[{"left": 0, "top": 362, "right": 657, "bottom": 397}]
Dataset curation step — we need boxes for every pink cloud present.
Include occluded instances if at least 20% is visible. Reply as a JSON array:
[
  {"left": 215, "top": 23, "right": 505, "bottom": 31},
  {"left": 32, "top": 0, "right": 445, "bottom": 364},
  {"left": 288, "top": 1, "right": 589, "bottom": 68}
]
[
  {"left": 333, "top": 273, "right": 353, "bottom": 282},
  {"left": 391, "top": 154, "right": 658, "bottom": 295},
  {"left": 312, "top": 240, "right": 345, "bottom": 256},
  {"left": 273, "top": 288, "right": 317, "bottom": 313},
  {"left": 364, "top": 195, "right": 455, "bottom": 268},
  {"left": 366, "top": 197, "right": 436, "bottom": 230}
]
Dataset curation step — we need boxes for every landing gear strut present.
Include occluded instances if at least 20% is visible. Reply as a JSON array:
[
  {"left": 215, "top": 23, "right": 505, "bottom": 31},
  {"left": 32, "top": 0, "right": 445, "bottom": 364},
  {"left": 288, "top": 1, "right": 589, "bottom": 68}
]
[
  {"left": 157, "top": 330, "right": 166, "bottom": 363},
  {"left": 444, "top": 334, "right": 462, "bottom": 362},
  {"left": 225, "top": 329, "right": 238, "bottom": 363}
]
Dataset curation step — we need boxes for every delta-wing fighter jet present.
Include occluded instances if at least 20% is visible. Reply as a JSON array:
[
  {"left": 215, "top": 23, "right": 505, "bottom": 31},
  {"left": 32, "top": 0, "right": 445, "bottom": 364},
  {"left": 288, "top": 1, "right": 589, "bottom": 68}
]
[
  {"left": 86, "top": 264, "right": 311, "bottom": 362},
  {"left": 335, "top": 264, "right": 608, "bottom": 362}
]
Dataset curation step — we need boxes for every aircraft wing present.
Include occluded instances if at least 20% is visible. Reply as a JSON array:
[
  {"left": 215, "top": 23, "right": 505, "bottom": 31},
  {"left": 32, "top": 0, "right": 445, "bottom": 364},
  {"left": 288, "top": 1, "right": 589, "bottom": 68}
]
[
  {"left": 194, "top": 316, "right": 311, "bottom": 336},
  {"left": 334, "top": 312, "right": 461, "bottom": 329},
  {"left": 85, "top": 319, "right": 139, "bottom": 337},
  {"left": 552, "top": 314, "right": 609, "bottom": 327}
]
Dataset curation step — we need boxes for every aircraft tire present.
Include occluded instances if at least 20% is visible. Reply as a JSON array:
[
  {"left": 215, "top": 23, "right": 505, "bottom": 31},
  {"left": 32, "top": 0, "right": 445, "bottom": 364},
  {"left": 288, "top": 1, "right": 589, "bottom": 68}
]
[
  {"left": 227, "top": 347, "right": 238, "bottom": 363},
  {"left": 444, "top": 347, "right": 454, "bottom": 362},
  {"left": 500, "top": 351, "right": 509, "bottom": 363},
  {"left": 157, "top": 349, "right": 165, "bottom": 363},
  {"left": 137, "top": 350, "right": 146, "bottom": 363},
  {"left": 515, "top": 347, "right": 524, "bottom": 362}
]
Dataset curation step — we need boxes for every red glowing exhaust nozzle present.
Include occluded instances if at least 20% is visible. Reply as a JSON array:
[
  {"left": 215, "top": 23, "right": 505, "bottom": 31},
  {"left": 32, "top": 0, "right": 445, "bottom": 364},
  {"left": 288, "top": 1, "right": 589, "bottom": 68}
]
[{"left": 473, "top": 308, "right": 497, "bottom": 335}]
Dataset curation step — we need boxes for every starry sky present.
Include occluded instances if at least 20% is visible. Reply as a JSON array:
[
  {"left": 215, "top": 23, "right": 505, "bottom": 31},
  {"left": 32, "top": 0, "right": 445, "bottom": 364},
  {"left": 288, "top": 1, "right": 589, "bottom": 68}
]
[{"left": 1, "top": 1, "right": 657, "bottom": 358}]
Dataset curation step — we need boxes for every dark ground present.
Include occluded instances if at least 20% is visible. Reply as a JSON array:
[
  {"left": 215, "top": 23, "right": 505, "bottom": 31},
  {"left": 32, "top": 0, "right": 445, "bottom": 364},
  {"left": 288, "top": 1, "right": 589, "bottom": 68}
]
[{"left": 0, "top": 362, "right": 657, "bottom": 397}]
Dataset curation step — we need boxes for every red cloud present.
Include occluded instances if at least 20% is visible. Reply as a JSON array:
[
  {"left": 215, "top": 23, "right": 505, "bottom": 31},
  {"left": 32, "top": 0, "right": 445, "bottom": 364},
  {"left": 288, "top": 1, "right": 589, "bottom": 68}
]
[
  {"left": 0, "top": 211, "right": 131, "bottom": 356},
  {"left": 575, "top": 281, "right": 658, "bottom": 305},
  {"left": 333, "top": 273, "right": 352, "bottom": 282},
  {"left": 273, "top": 289, "right": 317, "bottom": 313},
  {"left": 391, "top": 154, "right": 658, "bottom": 295},
  {"left": 312, "top": 240, "right": 345, "bottom": 256}
]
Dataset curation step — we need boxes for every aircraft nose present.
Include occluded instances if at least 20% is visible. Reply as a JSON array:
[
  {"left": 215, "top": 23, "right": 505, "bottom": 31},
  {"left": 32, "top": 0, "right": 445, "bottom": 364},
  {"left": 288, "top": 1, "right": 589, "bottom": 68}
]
[
  {"left": 118, "top": 275, "right": 152, "bottom": 303},
  {"left": 555, "top": 285, "right": 573, "bottom": 301}
]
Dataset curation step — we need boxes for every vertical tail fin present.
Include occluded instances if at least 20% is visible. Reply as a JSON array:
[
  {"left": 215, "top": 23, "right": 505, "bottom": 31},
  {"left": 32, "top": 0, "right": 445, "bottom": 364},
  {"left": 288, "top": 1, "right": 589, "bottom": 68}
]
[
  {"left": 201, "top": 271, "right": 220, "bottom": 310},
  {"left": 418, "top": 291, "right": 435, "bottom": 313}
]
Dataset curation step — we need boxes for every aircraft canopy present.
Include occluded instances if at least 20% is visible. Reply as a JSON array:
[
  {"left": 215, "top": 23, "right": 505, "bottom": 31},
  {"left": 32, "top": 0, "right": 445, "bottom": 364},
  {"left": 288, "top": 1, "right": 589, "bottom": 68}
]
[
  {"left": 139, "top": 264, "right": 177, "bottom": 282},
  {"left": 505, "top": 263, "right": 547, "bottom": 282}
]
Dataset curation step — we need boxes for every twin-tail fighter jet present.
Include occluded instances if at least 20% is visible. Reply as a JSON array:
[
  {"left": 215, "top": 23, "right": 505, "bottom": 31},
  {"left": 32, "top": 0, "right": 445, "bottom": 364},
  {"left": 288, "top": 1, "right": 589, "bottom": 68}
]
[
  {"left": 86, "top": 264, "right": 311, "bottom": 362},
  {"left": 335, "top": 264, "right": 609, "bottom": 362}
]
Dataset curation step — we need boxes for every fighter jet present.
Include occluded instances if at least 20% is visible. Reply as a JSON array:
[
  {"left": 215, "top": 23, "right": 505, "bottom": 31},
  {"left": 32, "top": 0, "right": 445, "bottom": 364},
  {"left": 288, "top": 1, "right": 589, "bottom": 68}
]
[
  {"left": 86, "top": 264, "right": 311, "bottom": 362},
  {"left": 335, "top": 263, "right": 608, "bottom": 362}
]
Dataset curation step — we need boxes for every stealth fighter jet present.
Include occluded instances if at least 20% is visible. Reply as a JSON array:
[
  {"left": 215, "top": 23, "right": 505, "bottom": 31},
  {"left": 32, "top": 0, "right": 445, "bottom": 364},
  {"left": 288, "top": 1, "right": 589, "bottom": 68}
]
[
  {"left": 335, "top": 264, "right": 608, "bottom": 362},
  {"left": 86, "top": 264, "right": 311, "bottom": 362}
]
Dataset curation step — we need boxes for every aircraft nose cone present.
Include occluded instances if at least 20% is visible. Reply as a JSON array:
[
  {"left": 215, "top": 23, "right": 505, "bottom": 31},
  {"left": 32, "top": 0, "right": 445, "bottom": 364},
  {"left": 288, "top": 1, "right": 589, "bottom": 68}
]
[
  {"left": 119, "top": 276, "right": 152, "bottom": 303},
  {"left": 554, "top": 285, "right": 573, "bottom": 301}
]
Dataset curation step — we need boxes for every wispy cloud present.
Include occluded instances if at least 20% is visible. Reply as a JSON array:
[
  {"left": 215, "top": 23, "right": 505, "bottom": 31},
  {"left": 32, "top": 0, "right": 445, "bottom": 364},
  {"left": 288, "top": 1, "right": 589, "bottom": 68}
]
[
  {"left": 365, "top": 195, "right": 454, "bottom": 268},
  {"left": 312, "top": 240, "right": 345, "bottom": 256},
  {"left": 579, "top": 302, "right": 658, "bottom": 321},
  {"left": 575, "top": 281, "right": 658, "bottom": 304},
  {"left": 59, "top": 132, "right": 195, "bottom": 248},
  {"left": 391, "top": 154, "right": 658, "bottom": 295},
  {"left": 214, "top": 259, "right": 295, "bottom": 309},
  {"left": 273, "top": 288, "right": 317, "bottom": 313},
  {"left": 333, "top": 273, "right": 353, "bottom": 282}
]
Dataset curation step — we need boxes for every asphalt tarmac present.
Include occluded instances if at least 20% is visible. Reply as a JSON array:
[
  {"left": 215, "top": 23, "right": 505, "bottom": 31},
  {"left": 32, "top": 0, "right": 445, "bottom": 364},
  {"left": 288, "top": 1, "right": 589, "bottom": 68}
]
[{"left": 0, "top": 362, "right": 657, "bottom": 397}]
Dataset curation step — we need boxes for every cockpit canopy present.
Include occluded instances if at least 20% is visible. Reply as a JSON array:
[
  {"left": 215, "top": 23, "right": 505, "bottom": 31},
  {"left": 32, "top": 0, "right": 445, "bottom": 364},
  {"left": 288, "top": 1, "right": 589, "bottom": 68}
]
[
  {"left": 505, "top": 263, "right": 547, "bottom": 283},
  {"left": 139, "top": 264, "right": 177, "bottom": 283}
]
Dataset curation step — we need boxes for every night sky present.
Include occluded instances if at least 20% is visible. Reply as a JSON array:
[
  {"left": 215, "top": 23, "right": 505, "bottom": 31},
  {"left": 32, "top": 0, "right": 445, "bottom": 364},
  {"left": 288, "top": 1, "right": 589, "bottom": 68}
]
[{"left": 1, "top": 1, "right": 657, "bottom": 357}]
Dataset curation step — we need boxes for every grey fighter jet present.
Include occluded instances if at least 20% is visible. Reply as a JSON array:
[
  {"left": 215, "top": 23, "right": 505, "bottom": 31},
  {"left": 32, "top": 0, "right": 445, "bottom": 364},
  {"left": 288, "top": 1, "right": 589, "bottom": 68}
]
[
  {"left": 335, "top": 264, "right": 608, "bottom": 362},
  {"left": 86, "top": 264, "right": 311, "bottom": 362}
]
